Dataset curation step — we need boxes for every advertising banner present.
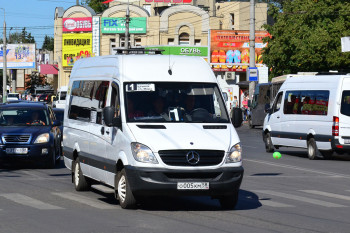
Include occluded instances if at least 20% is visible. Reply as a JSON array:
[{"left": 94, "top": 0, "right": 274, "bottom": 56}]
[
  {"left": 101, "top": 17, "right": 147, "bottom": 34},
  {"left": 210, "top": 30, "right": 269, "bottom": 72},
  {"left": 145, "top": 46, "right": 208, "bottom": 57},
  {"left": 0, "top": 44, "right": 35, "bottom": 69},
  {"left": 63, "top": 17, "right": 92, "bottom": 32},
  {"left": 92, "top": 16, "right": 100, "bottom": 57},
  {"left": 62, "top": 33, "right": 93, "bottom": 67}
]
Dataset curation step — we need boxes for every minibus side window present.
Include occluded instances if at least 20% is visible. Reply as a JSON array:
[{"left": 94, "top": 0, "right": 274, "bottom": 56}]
[
  {"left": 92, "top": 81, "right": 109, "bottom": 124},
  {"left": 110, "top": 83, "right": 120, "bottom": 118},
  {"left": 341, "top": 91, "right": 350, "bottom": 116},
  {"left": 273, "top": 92, "right": 283, "bottom": 113}
]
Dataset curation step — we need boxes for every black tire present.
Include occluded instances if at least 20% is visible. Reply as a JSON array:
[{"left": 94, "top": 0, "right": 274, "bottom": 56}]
[
  {"left": 264, "top": 132, "right": 274, "bottom": 153},
  {"left": 248, "top": 117, "right": 254, "bottom": 129},
  {"left": 219, "top": 192, "right": 239, "bottom": 210},
  {"left": 307, "top": 138, "right": 320, "bottom": 160},
  {"left": 55, "top": 145, "right": 61, "bottom": 165},
  {"left": 45, "top": 148, "right": 56, "bottom": 169},
  {"left": 73, "top": 158, "right": 90, "bottom": 191},
  {"left": 232, "top": 108, "right": 243, "bottom": 128},
  {"left": 115, "top": 168, "right": 136, "bottom": 209},
  {"left": 320, "top": 150, "right": 333, "bottom": 160}
]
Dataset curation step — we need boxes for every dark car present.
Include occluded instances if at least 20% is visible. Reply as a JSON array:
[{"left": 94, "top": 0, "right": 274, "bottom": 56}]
[
  {"left": 0, "top": 102, "right": 61, "bottom": 168},
  {"left": 53, "top": 108, "right": 64, "bottom": 155},
  {"left": 38, "top": 93, "right": 53, "bottom": 103}
]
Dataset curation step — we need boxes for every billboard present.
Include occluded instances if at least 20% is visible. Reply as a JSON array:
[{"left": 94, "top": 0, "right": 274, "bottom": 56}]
[
  {"left": 62, "top": 33, "right": 93, "bottom": 67},
  {"left": 145, "top": 46, "right": 208, "bottom": 57},
  {"left": 92, "top": 16, "right": 100, "bottom": 56},
  {"left": 101, "top": 17, "right": 147, "bottom": 34},
  {"left": 0, "top": 44, "right": 36, "bottom": 69},
  {"left": 209, "top": 30, "right": 269, "bottom": 72},
  {"left": 63, "top": 17, "right": 92, "bottom": 32}
]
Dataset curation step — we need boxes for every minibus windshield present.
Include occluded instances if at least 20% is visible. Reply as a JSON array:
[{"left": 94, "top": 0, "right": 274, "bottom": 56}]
[{"left": 125, "top": 82, "right": 229, "bottom": 123}]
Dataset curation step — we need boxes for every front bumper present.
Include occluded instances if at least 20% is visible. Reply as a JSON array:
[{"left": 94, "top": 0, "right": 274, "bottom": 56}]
[
  {"left": 0, "top": 143, "right": 54, "bottom": 163},
  {"left": 125, "top": 165, "right": 244, "bottom": 196}
]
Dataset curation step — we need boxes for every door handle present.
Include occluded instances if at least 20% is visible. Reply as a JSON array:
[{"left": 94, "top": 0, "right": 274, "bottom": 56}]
[
  {"left": 106, "top": 129, "right": 110, "bottom": 135},
  {"left": 277, "top": 116, "right": 280, "bottom": 119},
  {"left": 101, "top": 127, "right": 105, "bottom": 135}
]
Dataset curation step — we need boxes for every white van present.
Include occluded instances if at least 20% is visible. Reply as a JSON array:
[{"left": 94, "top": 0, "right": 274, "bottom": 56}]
[
  {"left": 7, "top": 93, "right": 21, "bottom": 101},
  {"left": 263, "top": 74, "right": 350, "bottom": 160},
  {"left": 63, "top": 55, "right": 244, "bottom": 209},
  {"left": 53, "top": 86, "right": 67, "bottom": 109}
]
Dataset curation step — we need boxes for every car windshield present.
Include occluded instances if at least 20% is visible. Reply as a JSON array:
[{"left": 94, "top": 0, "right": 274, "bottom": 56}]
[
  {"left": 125, "top": 82, "right": 229, "bottom": 123},
  {"left": 0, "top": 108, "right": 49, "bottom": 126},
  {"left": 8, "top": 94, "right": 19, "bottom": 98}
]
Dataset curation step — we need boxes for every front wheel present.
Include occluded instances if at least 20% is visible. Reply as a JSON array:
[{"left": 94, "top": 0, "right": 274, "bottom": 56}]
[
  {"left": 73, "top": 158, "right": 91, "bottom": 191},
  {"left": 115, "top": 169, "right": 136, "bottom": 209},
  {"left": 219, "top": 193, "right": 239, "bottom": 210},
  {"left": 264, "top": 132, "right": 274, "bottom": 153},
  {"left": 307, "top": 138, "right": 320, "bottom": 160}
]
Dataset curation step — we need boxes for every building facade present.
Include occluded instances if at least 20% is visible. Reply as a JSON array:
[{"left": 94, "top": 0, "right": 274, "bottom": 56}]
[{"left": 54, "top": 0, "right": 267, "bottom": 89}]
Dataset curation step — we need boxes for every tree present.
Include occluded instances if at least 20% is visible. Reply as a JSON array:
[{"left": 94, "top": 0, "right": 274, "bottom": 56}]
[
  {"left": 42, "top": 35, "right": 54, "bottom": 51},
  {"left": 0, "top": 28, "right": 35, "bottom": 44},
  {"left": 262, "top": 0, "right": 350, "bottom": 78},
  {"left": 25, "top": 71, "right": 47, "bottom": 94},
  {"left": 82, "top": 0, "right": 108, "bottom": 14}
]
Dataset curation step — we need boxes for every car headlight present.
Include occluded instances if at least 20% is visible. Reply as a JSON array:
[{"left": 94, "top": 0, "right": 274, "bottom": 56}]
[
  {"left": 34, "top": 133, "right": 50, "bottom": 144},
  {"left": 131, "top": 143, "right": 158, "bottom": 164},
  {"left": 226, "top": 143, "right": 242, "bottom": 163}
]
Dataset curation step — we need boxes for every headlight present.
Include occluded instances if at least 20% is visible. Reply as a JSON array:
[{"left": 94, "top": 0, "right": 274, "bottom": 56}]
[
  {"left": 226, "top": 143, "right": 242, "bottom": 163},
  {"left": 34, "top": 133, "right": 50, "bottom": 144},
  {"left": 131, "top": 143, "right": 158, "bottom": 164}
]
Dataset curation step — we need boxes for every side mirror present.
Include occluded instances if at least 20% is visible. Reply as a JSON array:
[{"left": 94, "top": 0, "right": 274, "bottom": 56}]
[
  {"left": 53, "top": 120, "right": 62, "bottom": 127},
  {"left": 103, "top": 106, "right": 121, "bottom": 128},
  {"left": 53, "top": 97, "right": 57, "bottom": 102},
  {"left": 231, "top": 108, "right": 243, "bottom": 128},
  {"left": 265, "top": 103, "right": 271, "bottom": 114}
]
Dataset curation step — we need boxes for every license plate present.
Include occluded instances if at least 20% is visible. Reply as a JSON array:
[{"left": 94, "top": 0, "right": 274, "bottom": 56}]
[
  {"left": 6, "top": 148, "right": 28, "bottom": 154},
  {"left": 177, "top": 182, "right": 209, "bottom": 190},
  {"left": 344, "top": 139, "right": 350, "bottom": 144}
]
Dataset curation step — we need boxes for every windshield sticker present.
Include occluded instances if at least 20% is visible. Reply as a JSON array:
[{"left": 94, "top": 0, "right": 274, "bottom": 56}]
[{"left": 126, "top": 83, "right": 155, "bottom": 92}]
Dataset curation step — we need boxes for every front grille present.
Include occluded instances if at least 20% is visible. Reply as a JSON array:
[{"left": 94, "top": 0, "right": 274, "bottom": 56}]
[
  {"left": 3, "top": 135, "right": 31, "bottom": 144},
  {"left": 158, "top": 150, "right": 225, "bottom": 166},
  {"left": 164, "top": 172, "right": 222, "bottom": 181}
]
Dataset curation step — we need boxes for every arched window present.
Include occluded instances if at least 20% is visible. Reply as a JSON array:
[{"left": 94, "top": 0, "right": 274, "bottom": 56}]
[{"left": 179, "top": 33, "right": 190, "bottom": 45}]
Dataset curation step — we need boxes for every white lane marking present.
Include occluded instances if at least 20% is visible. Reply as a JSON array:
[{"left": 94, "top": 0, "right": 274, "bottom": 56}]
[
  {"left": 0, "top": 193, "right": 63, "bottom": 210},
  {"left": 259, "top": 200, "right": 294, "bottom": 207},
  {"left": 52, "top": 192, "right": 116, "bottom": 210},
  {"left": 254, "top": 190, "right": 346, "bottom": 207},
  {"left": 300, "top": 190, "right": 350, "bottom": 201},
  {"left": 245, "top": 159, "right": 350, "bottom": 178}
]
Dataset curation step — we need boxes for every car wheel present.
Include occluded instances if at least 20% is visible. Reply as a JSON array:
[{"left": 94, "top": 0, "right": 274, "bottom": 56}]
[
  {"left": 115, "top": 169, "right": 136, "bottom": 209},
  {"left": 73, "top": 158, "right": 90, "bottom": 191},
  {"left": 219, "top": 192, "right": 239, "bottom": 210},
  {"left": 307, "top": 138, "right": 320, "bottom": 160},
  {"left": 320, "top": 150, "right": 333, "bottom": 160},
  {"left": 264, "top": 132, "right": 274, "bottom": 153},
  {"left": 45, "top": 148, "right": 56, "bottom": 169}
]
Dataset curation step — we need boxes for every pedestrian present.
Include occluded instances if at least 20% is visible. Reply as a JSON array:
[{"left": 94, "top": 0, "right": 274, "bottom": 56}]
[
  {"left": 242, "top": 96, "right": 249, "bottom": 121},
  {"left": 232, "top": 96, "right": 238, "bottom": 108}
]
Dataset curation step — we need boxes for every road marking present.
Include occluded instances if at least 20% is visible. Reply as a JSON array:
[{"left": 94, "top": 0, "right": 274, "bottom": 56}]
[
  {"left": 300, "top": 190, "right": 350, "bottom": 201},
  {"left": 254, "top": 190, "right": 346, "bottom": 207},
  {"left": 259, "top": 199, "right": 294, "bottom": 207},
  {"left": 245, "top": 159, "right": 350, "bottom": 178},
  {"left": 52, "top": 192, "right": 116, "bottom": 209},
  {"left": 0, "top": 193, "right": 63, "bottom": 210}
]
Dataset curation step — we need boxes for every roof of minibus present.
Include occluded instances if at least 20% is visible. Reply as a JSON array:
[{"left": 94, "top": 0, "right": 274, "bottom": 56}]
[
  {"left": 70, "top": 55, "right": 217, "bottom": 83},
  {"left": 283, "top": 74, "right": 350, "bottom": 84}
]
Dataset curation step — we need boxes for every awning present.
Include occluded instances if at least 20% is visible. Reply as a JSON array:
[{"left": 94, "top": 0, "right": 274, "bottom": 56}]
[{"left": 39, "top": 64, "right": 59, "bottom": 75}]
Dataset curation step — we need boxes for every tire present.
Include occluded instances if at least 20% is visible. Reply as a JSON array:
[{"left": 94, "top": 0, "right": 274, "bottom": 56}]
[
  {"left": 55, "top": 145, "right": 61, "bottom": 165},
  {"left": 73, "top": 158, "right": 90, "bottom": 191},
  {"left": 219, "top": 192, "right": 239, "bottom": 210},
  {"left": 115, "top": 168, "right": 137, "bottom": 209},
  {"left": 307, "top": 138, "right": 320, "bottom": 160},
  {"left": 320, "top": 150, "right": 333, "bottom": 160},
  {"left": 264, "top": 132, "right": 274, "bottom": 153},
  {"left": 45, "top": 148, "right": 56, "bottom": 169},
  {"left": 248, "top": 117, "right": 254, "bottom": 129}
]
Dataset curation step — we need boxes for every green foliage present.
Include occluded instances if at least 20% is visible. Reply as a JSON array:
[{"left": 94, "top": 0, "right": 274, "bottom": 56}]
[
  {"left": 82, "top": 0, "right": 108, "bottom": 14},
  {"left": 263, "top": 0, "right": 350, "bottom": 78},
  {"left": 42, "top": 35, "right": 54, "bottom": 51},
  {"left": 20, "top": 28, "right": 35, "bottom": 43}
]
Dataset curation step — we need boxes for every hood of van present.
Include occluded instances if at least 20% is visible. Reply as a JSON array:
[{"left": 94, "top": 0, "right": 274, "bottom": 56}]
[{"left": 127, "top": 123, "right": 236, "bottom": 152}]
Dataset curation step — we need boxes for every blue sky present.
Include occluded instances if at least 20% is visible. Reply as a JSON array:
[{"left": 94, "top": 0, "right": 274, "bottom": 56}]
[{"left": 0, "top": 0, "right": 80, "bottom": 48}]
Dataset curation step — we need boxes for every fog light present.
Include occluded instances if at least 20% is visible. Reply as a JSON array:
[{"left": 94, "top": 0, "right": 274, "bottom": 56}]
[{"left": 42, "top": 148, "right": 48, "bottom": 154}]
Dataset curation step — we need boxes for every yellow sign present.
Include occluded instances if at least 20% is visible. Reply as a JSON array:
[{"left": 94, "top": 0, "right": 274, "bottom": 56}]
[{"left": 62, "top": 33, "right": 93, "bottom": 67}]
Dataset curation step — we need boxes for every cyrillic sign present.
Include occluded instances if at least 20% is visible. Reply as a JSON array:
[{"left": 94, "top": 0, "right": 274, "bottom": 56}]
[
  {"left": 145, "top": 46, "right": 208, "bottom": 57},
  {"left": 63, "top": 17, "right": 92, "bottom": 32},
  {"left": 101, "top": 17, "right": 147, "bottom": 34},
  {"left": 62, "top": 33, "right": 93, "bottom": 67},
  {"left": 92, "top": 16, "right": 100, "bottom": 56},
  {"left": 0, "top": 44, "right": 35, "bottom": 69}
]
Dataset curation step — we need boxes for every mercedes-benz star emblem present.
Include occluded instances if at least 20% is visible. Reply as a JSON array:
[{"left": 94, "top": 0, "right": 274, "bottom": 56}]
[{"left": 186, "top": 151, "right": 200, "bottom": 165}]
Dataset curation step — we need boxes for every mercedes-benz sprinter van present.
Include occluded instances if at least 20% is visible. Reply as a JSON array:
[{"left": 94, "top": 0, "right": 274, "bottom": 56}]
[{"left": 63, "top": 55, "right": 244, "bottom": 209}]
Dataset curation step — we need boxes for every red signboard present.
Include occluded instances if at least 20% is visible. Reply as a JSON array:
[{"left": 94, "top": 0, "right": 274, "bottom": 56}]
[{"left": 63, "top": 17, "right": 92, "bottom": 32}]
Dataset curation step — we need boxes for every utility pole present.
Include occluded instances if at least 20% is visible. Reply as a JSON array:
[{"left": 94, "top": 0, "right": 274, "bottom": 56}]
[
  {"left": 249, "top": 0, "right": 256, "bottom": 100},
  {"left": 76, "top": 0, "right": 79, "bottom": 5},
  {"left": 1, "top": 8, "right": 7, "bottom": 103},
  {"left": 124, "top": 1, "right": 130, "bottom": 54}
]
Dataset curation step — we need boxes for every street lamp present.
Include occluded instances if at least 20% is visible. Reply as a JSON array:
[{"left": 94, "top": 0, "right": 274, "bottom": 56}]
[{"left": 0, "top": 8, "right": 7, "bottom": 103}]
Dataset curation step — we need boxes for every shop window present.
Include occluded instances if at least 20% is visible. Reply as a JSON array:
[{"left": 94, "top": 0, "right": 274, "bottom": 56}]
[
  {"left": 120, "top": 36, "right": 131, "bottom": 48},
  {"left": 230, "top": 13, "right": 235, "bottom": 29},
  {"left": 134, "top": 38, "right": 142, "bottom": 47},
  {"left": 168, "top": 38, "right": 174, "bottom": 45},
  {"left": 195, "top": 39, "right": 201, "bottom": 46},
  {"left": 179, "top": 33, "right": 190, "bottom": 45},
  {"left": 110, "top": 38, "right": 117, "bottom": 53}
]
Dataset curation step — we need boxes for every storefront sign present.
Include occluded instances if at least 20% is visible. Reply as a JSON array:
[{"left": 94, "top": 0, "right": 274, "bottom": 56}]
[
  {"left": 62, "top": 33, "right": 93, "bottom": 67},
  {"left": 146, "top": 46, "right": 208, "bottom": 57},
  {"left": 101, "top": 17, "right": 147, "bottom": 34},
  {"left": 0, "top": 44, "right": 35, "bottom": 69},
  {"left": 209, "top": 30, "right": 269, "bottom": 67},
  {"left": 92, "top": 16, "right": 100, "bottom": 56},
  {"left": 63, "top": 17, "right": 92, "bottom": 32}
]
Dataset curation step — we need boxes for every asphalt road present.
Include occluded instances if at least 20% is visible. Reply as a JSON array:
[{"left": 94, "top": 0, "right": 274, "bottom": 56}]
[{"left": 1, "top": 125, "right": 350, "bottom": 233}]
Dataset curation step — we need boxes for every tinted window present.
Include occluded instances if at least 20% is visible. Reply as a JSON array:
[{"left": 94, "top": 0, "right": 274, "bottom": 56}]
[
  {"left": 273, "top": 92, "right": 283, "bottom": 113},
  {"left": 111, "top": 82, "right": 120, "bottom": 117},
  {"left": 284, "top": 90, "right": 329, "bottom": 115},
  {"left": 0, "top": 108, "right": 49, "bottom": 126},
  {"left": 91, "top": 81, "right": 109, "bottom": 124},
  {"left": 60, "top": 91, "right": 67, "bottom": 101},
  {"left": 341, "top": 91, "right": 350, "bottom": 116},
  {"left": 68, "top": 81, "right": 91, "bottom": 122}
]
